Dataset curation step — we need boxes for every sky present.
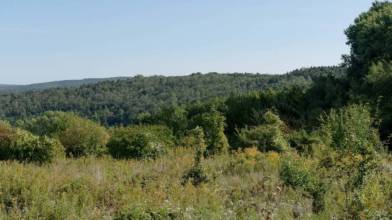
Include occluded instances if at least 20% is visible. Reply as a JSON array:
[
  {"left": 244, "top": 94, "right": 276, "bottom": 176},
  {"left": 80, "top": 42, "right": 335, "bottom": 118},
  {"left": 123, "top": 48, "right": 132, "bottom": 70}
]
[{"left": 0, "top": 0, "right": 374, "bottom": 84}]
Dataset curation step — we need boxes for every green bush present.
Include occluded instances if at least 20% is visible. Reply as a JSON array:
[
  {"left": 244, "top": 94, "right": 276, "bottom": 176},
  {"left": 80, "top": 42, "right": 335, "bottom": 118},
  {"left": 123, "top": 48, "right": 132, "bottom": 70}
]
[
  {"left": 107, "top": 125, "right": 171, "bottom": 159},
  {"left": 115, "top": 206, "right": 182, "bottom": 220},
  {"left": 280, "top": 160, "right": 313, "bottom": 189},
  {"left": 181, "top": 127, "right": 209, "bottom": 186},
  {"left": 19, "top": 111, "right": 109, "bottom": 157},
  {"left": 0, "top": 121, "right": 64, "bottom": 164},
  {"left": 237, "top": 111, "right": 288, "bottom": 152},
  {"left": 149, "top": 105, "right": 189, "bottom": 138},
  {"left": 182, "top": 164, "right": 209, "bottom": 186},
  {"left": 180, "top": 126, "right": 206, "bottom": 148},
  {"left": 280, "top": 158, "right": 327, "bottom": 214},
  {"left": 289, "top": 130, "right": 321, "bottom": 156},
  {"left": 320, "top": 105, "right": 381, "bottom": 155},
  {"left": 141, "top": 125, "right": 175, "bottom": 148},
  {"left": 189, "top": 109, "right": 229, "bottom": 156}
]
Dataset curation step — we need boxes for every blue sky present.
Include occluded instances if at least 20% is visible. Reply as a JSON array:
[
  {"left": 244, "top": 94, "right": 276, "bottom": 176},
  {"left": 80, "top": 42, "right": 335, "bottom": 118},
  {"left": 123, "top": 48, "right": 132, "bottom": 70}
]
[{"left": 1, "top": 0, "right": 374, "bottom": 84}]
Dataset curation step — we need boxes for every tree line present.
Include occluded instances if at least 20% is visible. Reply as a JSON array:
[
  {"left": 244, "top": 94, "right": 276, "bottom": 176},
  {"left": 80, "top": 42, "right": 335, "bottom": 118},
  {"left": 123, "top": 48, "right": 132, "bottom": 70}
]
[{"left": 0, "top": 67, "right": 344, "bottom": 126}]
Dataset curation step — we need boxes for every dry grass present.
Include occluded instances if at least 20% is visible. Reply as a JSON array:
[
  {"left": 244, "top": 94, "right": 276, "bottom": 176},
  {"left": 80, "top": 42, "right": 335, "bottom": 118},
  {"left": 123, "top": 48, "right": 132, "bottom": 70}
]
[{"left": 0, "top": 148, "right": 391, "bottom": 219}]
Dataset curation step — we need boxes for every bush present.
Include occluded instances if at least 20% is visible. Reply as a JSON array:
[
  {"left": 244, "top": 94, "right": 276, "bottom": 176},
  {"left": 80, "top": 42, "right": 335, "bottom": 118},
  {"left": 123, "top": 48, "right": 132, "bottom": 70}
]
[
  {"left": 181, "top": 127, "right": 209, "bottom": 186},
  {"left": 280, "top": 159, "right": 313, "bottom": 189},
  {"left": 107, "top": 125, "right": 171, "bottom": 159},
  {"left": 189, "top": 110, "right": 229, "bottom": 156},
  {"left": 289, "top": 130, "right": 321, "bottom": 156},
  {"left": 19, "top": 111, "right": 109, "bottom": 157},
  {"left": 141, "top": 125, "right": 175, "bottom": 148},
  {"left": 115, "top": 206, "right": 182, "bottom": 220},
  {"left": 148, "top": 105, "right": 189, "bottom": 138},
  {"left": 320, "top": 105, "right": 381, "bottom": 155},
  {"left": 349, "top": 171, "right": 392, "bottom": 219},
  {"left": 237, "top": 111, "right": 288, "bottom": 152},
  {"left": 280, "top": 158, "right": 327, "bottom": 213},
  {"left": 0, "top": 121, "right": 64, "bottom": 164},
  {"left": 180, "top": 127, "right": 203, "bottom": 148},
  {"left": 182, "top": 164, "right": 208, "bottom": 186}
]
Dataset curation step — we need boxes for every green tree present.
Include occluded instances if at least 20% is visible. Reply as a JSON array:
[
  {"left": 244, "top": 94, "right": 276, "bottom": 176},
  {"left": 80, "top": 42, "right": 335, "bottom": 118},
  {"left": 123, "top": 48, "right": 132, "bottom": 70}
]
[
  {"left": 0, "top": 68, "right": 342, "bottom": 126},
  {"left": 344, "top": 1, "right": 392, "bottom": 146},
  {"left": 151, "top": 106, "right": 188, "bottom": 138},
  {"left": 345, "top": 1, "right": 392, "bottom": 81}
]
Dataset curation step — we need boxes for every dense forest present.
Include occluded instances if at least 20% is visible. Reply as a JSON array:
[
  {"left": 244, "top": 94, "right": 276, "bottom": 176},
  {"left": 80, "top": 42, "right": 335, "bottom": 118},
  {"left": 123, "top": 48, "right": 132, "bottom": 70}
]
[
  {"left": 1, "top": 1, "right": 392, "bottom": 219},
  {"left": 0, "top": 77, "right": 128, "bottom": 93},
  {"left": 0, "top": 66, "right": 344, "bottom": 125}
]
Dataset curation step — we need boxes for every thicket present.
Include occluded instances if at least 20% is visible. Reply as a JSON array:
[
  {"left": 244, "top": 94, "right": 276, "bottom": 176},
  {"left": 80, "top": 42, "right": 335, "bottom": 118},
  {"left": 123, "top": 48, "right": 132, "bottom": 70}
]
[
  {"left": 107, "top": 125, "right": 173, "bottom": 159},
  {"left": 19, "top": 111, "right": 109, "bottom": 157},
  {"left": 0, "top": 121, "right": 64, "bottom": 164},
  {"left": 237, "top": 111, "right": 288, "bottom": 152},
  {"left": 280, "top": 158, "right": 327, "bottom": 214},
  {"left": 320, "top": 104, "right": 382, "bottom": 154}
]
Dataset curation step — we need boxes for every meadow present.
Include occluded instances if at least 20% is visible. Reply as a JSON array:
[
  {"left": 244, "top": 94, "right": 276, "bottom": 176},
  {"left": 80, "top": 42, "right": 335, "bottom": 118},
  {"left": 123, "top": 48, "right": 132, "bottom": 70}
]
[
  {"left": 1, "top": 2, "right": 392, "bottom": 220},
  {"left": 1, "top": 146, "right": 391, "bottom": 219}
]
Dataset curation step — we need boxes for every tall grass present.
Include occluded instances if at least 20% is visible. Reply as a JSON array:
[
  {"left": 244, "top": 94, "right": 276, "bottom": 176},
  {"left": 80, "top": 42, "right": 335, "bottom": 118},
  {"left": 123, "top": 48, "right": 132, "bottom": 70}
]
[
  {"left": 0, "top": 148, "right": 306, "bottom": 219},
  {"left": 0, "top": 147, "right": 391, "bottom": 219}
]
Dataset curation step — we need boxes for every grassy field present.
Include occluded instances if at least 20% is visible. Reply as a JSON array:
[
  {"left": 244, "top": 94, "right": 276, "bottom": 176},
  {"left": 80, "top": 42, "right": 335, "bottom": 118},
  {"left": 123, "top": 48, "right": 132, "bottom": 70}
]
[
  {"left": 0, "top": 148, "right": 301, "bottom": 219},
  {"left": 1, "top": 147, "right": 391, "bottom": 219}
]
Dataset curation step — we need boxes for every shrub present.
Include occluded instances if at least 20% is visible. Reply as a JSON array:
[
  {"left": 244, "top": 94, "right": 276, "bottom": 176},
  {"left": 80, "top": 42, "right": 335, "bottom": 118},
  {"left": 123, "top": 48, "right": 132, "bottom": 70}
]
[
  {"left": 180, "top": 127, "right": 206, "bottom": 149},
  {"left": 280, "top": 159, "right": 313, "bottom": 189},
  {"left": 115, "top": 206, "right": 182, "bottom": 220},
  {"left": 0, "top": 121, "right": 64, "bottom": 164},
  {"left": 189, "top": 110, "right": 229, "bottom": 156},
  {"left": 188, "top": 127, "right": 207, "bottom": 161},
  {"left": 280, "top": 158, "right": 327, "bottom": 213},
  {"left": 320, "top": 104, "right": 382, "bottom": 155},
  {"left": 289, "top": 130, "right": 321, "bottom": 156},
  {"left": 182, "top": 164, "right": 209, "bottom": 186},
  {"left": 150, "top": 105, "right": 189, "bottom": 138},
  {"left": 180, "top": 133, "right": 199, "bottom": 148},
  {"left": 319, "top": 105, "right": 382, "bottom": 203},
  {"left": 350, "top": 171, "right": 392, "bottom": 219},
  {"left": 182, "top": 127, "right": 209, "bottom": 186},
  {"left": 19, "top": 111, "right": 109, "bottom": 157},
  {"left": 141, "top": 125, "right": 175, "bottom": 148},
  {"left": 237, "top": 111, "right": 288, "bottom": 152},
  {"left": 107, "top": 125, "right": 171, "bottom": 159}
]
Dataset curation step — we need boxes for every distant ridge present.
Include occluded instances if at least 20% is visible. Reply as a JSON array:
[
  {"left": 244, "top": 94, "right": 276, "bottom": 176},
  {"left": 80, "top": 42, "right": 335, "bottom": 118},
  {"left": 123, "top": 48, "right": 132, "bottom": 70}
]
[
  {"left": 0, "top": 77, "right": 129, "bottom": 93},
  {"left": 0, "top": 66, "right": 345, "bottom": 125},
  {"left": 0, "top": 66, "right": 344, "bottom": 93}
]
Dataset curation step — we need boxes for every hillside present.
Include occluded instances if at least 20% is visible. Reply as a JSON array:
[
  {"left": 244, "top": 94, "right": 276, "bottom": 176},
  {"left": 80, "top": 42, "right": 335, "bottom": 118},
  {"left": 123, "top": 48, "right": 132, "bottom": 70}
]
[
  {"left": 1, "top": 2, "right": 392, "bottom": 219},
  {"left": 0, "top": 66, "right": 344, "bottom": 125},
  {"left": 0, "top": 77, "right": 129, "bottom": 93}
]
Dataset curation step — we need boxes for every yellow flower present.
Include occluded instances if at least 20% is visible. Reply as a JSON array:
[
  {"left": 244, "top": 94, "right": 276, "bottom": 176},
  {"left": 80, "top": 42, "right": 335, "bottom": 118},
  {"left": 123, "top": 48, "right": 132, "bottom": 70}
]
[
  {"left": 243, "top": 147, "right": 261, "bottom": 158},
  {"left": 266, "top": 152, "right": 280, "bottom": 164}
]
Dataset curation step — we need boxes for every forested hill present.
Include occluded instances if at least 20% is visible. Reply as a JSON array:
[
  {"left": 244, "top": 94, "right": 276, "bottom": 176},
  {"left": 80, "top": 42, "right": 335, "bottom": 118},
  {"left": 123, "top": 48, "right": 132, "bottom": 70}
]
[
  {"left": 0, "top": 66, "right": 345, "bottom": 125},
  {"left": 0, "top": 77, "right": 128, "bottom": 93}
]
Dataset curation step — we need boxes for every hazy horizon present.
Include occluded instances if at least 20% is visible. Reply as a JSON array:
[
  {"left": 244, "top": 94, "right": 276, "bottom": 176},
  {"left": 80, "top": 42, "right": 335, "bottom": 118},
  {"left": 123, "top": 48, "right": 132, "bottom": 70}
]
[{"left": 1, "top": 1, "right": 373, "bottom": 84}]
